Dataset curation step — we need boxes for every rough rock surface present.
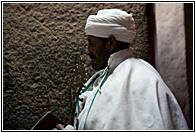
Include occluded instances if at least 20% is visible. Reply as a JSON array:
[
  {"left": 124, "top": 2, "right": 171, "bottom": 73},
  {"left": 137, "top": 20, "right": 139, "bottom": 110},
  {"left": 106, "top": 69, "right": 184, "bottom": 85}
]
[
  {"left": 3, "top": 3, "right": 150, "bottom": 130},
  {"left": 155, "top": 3, "right": 191, "bottom": 128}
]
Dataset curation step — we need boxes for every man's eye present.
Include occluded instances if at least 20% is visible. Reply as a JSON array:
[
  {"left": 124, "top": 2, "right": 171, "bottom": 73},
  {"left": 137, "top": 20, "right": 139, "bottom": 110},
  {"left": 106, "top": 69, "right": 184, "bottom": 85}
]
[{"left": 88, "top": 43, "right": 94, "bottom": 47}]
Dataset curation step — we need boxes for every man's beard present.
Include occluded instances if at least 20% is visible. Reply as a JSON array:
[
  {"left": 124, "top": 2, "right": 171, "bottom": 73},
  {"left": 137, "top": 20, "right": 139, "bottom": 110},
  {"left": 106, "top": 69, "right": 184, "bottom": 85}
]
[{"left": 89, "top": 54, "right": 96, "bottom": 60}]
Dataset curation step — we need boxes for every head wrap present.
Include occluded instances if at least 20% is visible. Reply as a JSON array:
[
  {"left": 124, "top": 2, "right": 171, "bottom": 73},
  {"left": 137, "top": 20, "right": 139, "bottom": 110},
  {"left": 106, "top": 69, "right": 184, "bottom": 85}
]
[{"left": 85, "top": 9, "right": 136, "bottom": 44}]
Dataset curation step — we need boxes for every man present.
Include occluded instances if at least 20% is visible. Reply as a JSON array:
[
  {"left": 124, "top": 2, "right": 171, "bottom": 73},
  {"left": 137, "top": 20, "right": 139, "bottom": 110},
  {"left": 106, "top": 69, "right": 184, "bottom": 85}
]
[{"left": 60, "top": 9, "right": 188, "bottom": 130}]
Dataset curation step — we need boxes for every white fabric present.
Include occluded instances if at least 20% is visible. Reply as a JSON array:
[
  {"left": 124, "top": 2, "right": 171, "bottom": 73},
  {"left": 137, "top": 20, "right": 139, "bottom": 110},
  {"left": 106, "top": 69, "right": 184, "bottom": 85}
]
[
  {"left": 64, "top": 125, "right": 74, "bottom": 130},
  {"left": 65, "top": 49, "right": 188, "bottom": 130},
  {"left": 85, "top": 9, "right": 136, "bottom": 44}
]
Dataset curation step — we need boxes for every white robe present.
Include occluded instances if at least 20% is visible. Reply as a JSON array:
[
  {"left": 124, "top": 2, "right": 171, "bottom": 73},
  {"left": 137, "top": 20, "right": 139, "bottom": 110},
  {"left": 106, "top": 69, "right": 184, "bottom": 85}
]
[{"left": 66, "top": 49, "right": 188, "bottom": 130}]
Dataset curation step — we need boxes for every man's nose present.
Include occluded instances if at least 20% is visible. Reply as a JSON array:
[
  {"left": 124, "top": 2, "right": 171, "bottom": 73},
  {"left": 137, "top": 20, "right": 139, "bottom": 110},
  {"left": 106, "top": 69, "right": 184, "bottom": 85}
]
[{"left": 85, "top": 47, "right": 92, "bottom": 55}]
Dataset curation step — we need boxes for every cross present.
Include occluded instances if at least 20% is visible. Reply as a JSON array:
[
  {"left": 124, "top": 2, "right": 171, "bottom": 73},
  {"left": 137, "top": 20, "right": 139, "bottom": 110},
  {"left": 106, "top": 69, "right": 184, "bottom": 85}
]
[{"left": 34, "top": 97, "right": 62, "bottom": 111}]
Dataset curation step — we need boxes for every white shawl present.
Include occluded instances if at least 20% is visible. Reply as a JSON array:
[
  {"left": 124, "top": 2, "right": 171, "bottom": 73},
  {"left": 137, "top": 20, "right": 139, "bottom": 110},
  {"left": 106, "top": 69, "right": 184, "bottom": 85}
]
[{"left": 66, "top": 49, "right": 188, "bottom": 130}]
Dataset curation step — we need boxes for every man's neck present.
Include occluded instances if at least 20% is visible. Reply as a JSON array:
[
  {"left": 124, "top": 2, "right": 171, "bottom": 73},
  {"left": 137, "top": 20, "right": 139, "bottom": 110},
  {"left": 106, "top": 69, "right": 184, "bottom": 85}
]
[{"left": 108, "top": 48, "right": 134, "bottom": 73}]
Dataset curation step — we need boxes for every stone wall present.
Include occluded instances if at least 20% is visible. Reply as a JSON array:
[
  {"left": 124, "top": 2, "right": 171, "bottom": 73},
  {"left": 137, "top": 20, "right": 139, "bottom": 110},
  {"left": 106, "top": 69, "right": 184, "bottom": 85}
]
[
  {"left": 155, "top": 3, "right": 191, "bottom": 128},
  {"left": 3, "top": 3, "right": 150, "bottom": 130}
]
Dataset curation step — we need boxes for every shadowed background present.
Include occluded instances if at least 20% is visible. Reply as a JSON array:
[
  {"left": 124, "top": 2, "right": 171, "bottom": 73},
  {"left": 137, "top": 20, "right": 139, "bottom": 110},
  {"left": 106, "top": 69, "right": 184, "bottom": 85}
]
[{"left": 3, "top": 3, "right": 150, "bottom": 130}]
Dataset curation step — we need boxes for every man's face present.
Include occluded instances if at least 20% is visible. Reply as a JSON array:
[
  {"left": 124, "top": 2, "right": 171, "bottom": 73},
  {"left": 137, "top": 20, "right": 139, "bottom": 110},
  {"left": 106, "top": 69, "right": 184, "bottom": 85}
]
[{"left": 86, "top": 35, "right": 111, "bottom": 71}]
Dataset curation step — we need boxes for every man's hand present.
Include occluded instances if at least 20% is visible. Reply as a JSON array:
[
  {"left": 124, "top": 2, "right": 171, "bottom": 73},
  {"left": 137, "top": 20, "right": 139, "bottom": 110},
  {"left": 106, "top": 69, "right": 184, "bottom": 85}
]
[{"left": 53, "top": 124, "right": 64, "bottom": 130}]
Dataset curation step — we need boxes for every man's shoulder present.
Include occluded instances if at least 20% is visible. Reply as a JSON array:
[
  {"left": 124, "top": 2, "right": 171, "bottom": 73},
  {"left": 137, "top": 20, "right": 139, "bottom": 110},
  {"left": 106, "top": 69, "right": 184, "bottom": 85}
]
[
  {"left": 118, "top": 58, "right": 152, "bottom": 70},
  {"left": 117, "top": 58, "right": 161, "bottom": 80}
]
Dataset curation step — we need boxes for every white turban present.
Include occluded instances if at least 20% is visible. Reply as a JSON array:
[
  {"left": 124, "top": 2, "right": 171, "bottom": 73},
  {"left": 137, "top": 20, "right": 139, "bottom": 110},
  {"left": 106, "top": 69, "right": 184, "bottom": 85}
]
[{"left": 85, "top": 9, "right": 136, "bottom": 44}]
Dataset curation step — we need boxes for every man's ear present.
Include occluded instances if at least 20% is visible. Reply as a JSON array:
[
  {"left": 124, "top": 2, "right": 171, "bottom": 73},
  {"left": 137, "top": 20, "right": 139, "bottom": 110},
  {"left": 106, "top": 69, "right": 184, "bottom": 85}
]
[{"left": 107, "top": 35, "right": 117, "bottom": 52}]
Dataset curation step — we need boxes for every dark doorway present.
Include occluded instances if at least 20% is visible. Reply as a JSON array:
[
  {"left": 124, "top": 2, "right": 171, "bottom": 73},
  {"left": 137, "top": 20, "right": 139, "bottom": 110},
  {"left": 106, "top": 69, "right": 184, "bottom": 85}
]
[{"left": 184, "top": 3, "right": 193, "bottom": 130}]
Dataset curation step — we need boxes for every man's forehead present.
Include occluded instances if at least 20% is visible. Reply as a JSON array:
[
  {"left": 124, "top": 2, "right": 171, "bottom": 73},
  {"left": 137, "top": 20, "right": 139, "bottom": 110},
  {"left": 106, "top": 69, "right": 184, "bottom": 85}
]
[{"left": 87, "top": 35, "right": 99, "bottom": 41}]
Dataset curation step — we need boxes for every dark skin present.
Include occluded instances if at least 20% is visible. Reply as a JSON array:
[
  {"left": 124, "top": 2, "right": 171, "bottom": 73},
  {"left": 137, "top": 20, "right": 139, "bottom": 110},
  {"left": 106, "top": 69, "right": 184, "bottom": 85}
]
[{"left": 86, "top": 35, "right": 120, "bottom": 71}]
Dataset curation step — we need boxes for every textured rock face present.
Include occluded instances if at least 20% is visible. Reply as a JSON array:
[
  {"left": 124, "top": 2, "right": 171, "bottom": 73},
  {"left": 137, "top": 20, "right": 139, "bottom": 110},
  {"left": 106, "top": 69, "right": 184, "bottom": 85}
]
[
  {"left": 155, "top": 3, "right": 191, "bottom": 128},
  {"left": 3, "top": 3, "right": 150, "bottom": 130}
]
